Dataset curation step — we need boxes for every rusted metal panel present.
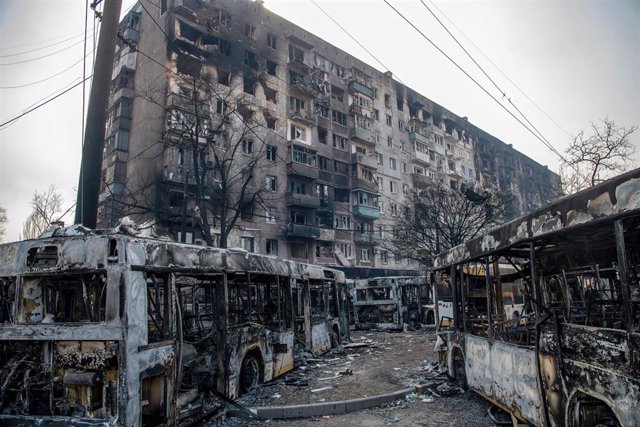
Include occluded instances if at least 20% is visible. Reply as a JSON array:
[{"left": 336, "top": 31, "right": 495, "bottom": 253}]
[
  {"left": 0, "top": 324, "right": 123, "bottom": 341},
  {"left": 465, "top": 335, "right": 544, "bottom": 424}
]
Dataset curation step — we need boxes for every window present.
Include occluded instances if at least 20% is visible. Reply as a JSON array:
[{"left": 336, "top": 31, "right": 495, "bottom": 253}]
[
  {"left": 265, "top": 208, "right": 277, "bottom": 224},
  {"left": 398, "top": 119, "right": 405, "bottom": 132},
  {"left": 380, "top": 250, "right": 389, "bottom": 264},
  {"left": 332, "top": 134, "right": 348, "bottom": 151},
  {"left": 219, "top": 39, "right": 231, "bottom": 56},
  {"left": 334, "top": 160, "right": 349, "bottom": 175},
  {"left": 376, "top": 152, "right": 383, "bottom": 166},
  {"left": 242, "top": 139, "right": 253, "bottom": 154},
  {"left": 402, "top": 184, "right": 409, "bottom": 195},
  {"left": 240, "top": 202, "right": 253, "bottom": 219},
  {"left": 377, "top": 177, "right": 383, "bottom": 188},
  {"left": 318, "top": 128, "right": 328, "bottom": 144},
  {"left": 264, "top": 86, "right": 277, "bottom": 103},
  {"left": 334, "top": 215, "right": 351, "bottom": 230},
  {"left": 288, "top": 44, "right": 304, "bottom": 62},
  {"left": 291, "top": 145, "right": 316, "bottom": 166},
  {"left": 386, "top": 115, "right": 392, "bottom": 126},
  {"left": 401, "top": 141, "right": 406, "bottom": 152},
  {"left": 384, "top": 93, "right": 391, "bottom": 108},
  {"left": 332, "top": 110, "right": 347, "bottom": 126},
  {"left": 219, "top": 11, "right": 231, "bottom": 28},
  {"left": 448, "top": 161, "right": 455, "bottom": 171},
  {"left": 389, "top": 158, "right": 397, "bottom": 170},
  {"left": 374, "top": 109, "right": 379, "bottom": 121},
  {"left": 387, "top": 136, "right": 393, "bottom": 147},
  {"left": 401, "top": 162, "right": 406, "bottom": 173},
  {"left": 243, "top": 77, "right": 255, "bottom": 94},
  {"left": 390, "top": 181, "right": 397, "bottom": 193},
  {"left": 390, "top": 202, "right": 398, "bottom": 215},
  {"left": 318, "top": 156, "right": 330, "bottom": 171},
  {"left": 216, "top": 99, "right": 227, "bottom": 115},
  {"left": 267, "top": 33, "right": 277, "bottom": 49},
  {"left": 290, "top": 123, "right": 307, "bottom": 142},
  {"left": 266, "top": 145, "right": 277, "bottom": 161},
  {"left": 360, "top": 248, "right": 370, "bottom": 262},
  {"left": 379, "top": 201, "right": 384, "bottom": 214},
  {"left": 244, "top": 24, "right": 255, "bottom": 39},
  {"left": 266, "top": 175, "right": 277, "bottom": 191},
  {"left": 176, "top": 231, "right": 194, "bottom": 245},
  {"left": 290, "top": 96, "right": 305, "bottom": 112},
  {"left": 241, "top": 236, "right": 254, "bottom": 253},
  {"left": 266, "top": 239, "right": 278, "bottom": 255},
  {"left": 217, "top": 69, "right": 230, "bottom": 85},
  {"left": 266, "top": 116, "right": 276, "bottom": 130},
  {"left": 336, "top": 242, "right": 352, "bottom": 259},
  {"left": 266, "top": 60, "right": 277, "bottom": 76},
  {"left": 356, "top": 146, "right": 367, "bottom": 155}
]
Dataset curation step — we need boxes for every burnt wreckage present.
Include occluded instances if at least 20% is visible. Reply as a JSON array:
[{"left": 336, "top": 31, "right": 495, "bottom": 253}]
[
  {"left": 0, "top": 231, "right": 349, "bottom": 426},
  {"left": 434, "top": 168, "right": 640, "bottom": 426}
]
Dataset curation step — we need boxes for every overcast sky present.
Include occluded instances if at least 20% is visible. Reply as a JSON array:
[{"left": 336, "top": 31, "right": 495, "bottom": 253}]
[{"left": 0, "top": 0, "right": 638, "bottom": 242}]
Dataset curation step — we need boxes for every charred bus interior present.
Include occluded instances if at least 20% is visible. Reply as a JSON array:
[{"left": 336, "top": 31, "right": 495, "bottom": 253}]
[{"left": 435, "top": 170, "right": 640, "bottom": 426}]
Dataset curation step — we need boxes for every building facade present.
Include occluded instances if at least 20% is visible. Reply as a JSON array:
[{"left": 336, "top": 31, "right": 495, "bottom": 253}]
[{"left": 99, "top": 0, "right": 560, "bottom": 270}]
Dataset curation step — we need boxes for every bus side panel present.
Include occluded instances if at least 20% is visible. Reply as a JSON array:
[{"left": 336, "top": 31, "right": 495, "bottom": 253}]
[
  {"left": 311, "top": 322, "right": 331, "bottom": 355},
  {"left": 465, "top": 335, "right": 544, "bottom": 424},
  {"left": 272, "top": 331, "right": 294, "bottom": 377}
]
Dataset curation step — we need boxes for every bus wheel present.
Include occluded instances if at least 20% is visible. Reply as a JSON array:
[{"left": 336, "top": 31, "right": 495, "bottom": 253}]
[{"left": 240, "top": 353, "right": 262, "bottom": 393}]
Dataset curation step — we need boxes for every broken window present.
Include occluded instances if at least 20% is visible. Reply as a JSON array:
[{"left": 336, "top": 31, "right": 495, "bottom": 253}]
[
  {"left": 264, "top": 86, "right": 277, "bottom": 103},
  {"left": 217, "top": 69, "right": 230, "bottom": 85},
  {"left": 244, "top": 50, "right": 257, "bottom": 68},
  {"left": 244, "top": 23, "right": 255, "bottom": 39},
  {"left": 266, "top": 116, "right": 277, "bottom": 130},
  {"left": 331, "top": 110, "right": 347, "bottom": 126},
  {"left": 266, "top": 145, "right": 277, "bottom": 161},
  {"left": 266, "top": 239, "right": 278, "bottom": 255},
  {"left": 242, "top": 139, "right": 253, "bottom": 154},
  {"left": 266, "top": 60, "right": 277, "bottom": 76},
  {"left": 288, "top": 44, "right": 304, "bottom": 62},
  {"left": 267, "top": 33, "right": 277, "bottom": 49},
  {"left": 332, "top": 134, "right": 348, "bottom": 150},
  {"left": 219, "top": 39, "right": 231, "bottom": 56}
]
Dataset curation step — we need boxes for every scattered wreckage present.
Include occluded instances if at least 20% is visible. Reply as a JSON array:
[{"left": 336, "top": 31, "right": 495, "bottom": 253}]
[
  {"left": 0, "top": 222, "right": 349, "bottom": 426},
  {"left": 434, "top": 168, "right": 640, "bottom": 426}
]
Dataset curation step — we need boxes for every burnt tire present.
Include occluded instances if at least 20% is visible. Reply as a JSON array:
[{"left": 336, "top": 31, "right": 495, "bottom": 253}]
[{"left": 240, "top": 354, "right": 262, "bottom": 394}]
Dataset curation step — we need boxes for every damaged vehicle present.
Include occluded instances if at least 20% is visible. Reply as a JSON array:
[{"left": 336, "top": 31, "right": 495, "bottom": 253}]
[
  {"left": 433, "top": 168, "right": 640, "bottom": 426},
  {"left": 0, "top": 232, "right": 349, "bottom": 426},
  {"left": 351, "top": 276, "right": 425, "bottom": 330}
]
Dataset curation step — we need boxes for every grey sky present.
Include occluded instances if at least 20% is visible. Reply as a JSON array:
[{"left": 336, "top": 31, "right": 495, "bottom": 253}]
[{"left": 0, "top": 0, "right": 638, "bottom": 241}]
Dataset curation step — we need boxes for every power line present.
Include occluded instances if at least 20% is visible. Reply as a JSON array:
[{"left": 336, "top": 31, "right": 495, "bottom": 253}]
[
  {"left": 418, "top": 0, "right": 554, "bottom": 152},
  {"left": 0, "top": 76, "right": 91, "bottom": 129},
  {"left": 0, "top": 38, "right": 88, "bottom": 66},
  {"left": 425, "top": 0, "right": 571, "bottom": 138},
  {"left": 382, "top": 1, "right": 570, "bottom": 166},
  {"left": 0, "top": 49, "right": 95, "bottom": 89},
  {"left": 0, "top": 30, "right": 89, "bottom": 52},
  {"left": 0, "top": 30, "right": 94, "bottom": 59},
  {"left": 308, "top": 0, "right": 406, "bottom": 86}
]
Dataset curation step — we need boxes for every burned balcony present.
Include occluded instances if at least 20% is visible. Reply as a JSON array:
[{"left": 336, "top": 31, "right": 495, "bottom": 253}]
[
  {"left": 411, "top": 149, "right": 433, "bottom": 167},
  {"left": 409, "top": 130, "right": 432, "bottom": 145},
  {"left": 287, "top": 159, "right": 319, "bottom": 179},
  {"left": 350, "top": 127, "right": 377, "bottom": 145},
  {"left": 286, "top": 192, "right": 321, "bottom": 208},
  {"left": 348, "top": 80, "right": 375, "bottom": 99},
  {"left": 285, "top": 223, "right": 320, "bottom": 239},
  {"left": 351, "top": 152, "right": 378, "bottom": 170},
  {"left": 412, "top": 173, "right": 435, "bottom": 189},
  {"left": 352, "top": 177, "right": 378, "bottom": 194}
]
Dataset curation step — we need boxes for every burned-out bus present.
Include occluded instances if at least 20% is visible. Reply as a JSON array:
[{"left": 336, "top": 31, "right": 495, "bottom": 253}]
[
  {"left": 351, "top": 276, "right": 425, "bottom": 330},
  {"left": 0, "top": 231, "right": 349, "bottom": 426},
  {"left": 434, "top": 169, "right": 640, "bottom": 426}
]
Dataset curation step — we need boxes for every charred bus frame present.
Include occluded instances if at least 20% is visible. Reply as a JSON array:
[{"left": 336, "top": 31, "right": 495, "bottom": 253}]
[
  {"left": 351, "top": 276, "right": 425, "bottom": 330},
  {"left": 434, "top": 169, "right": 640, "bottom": 426},
  {"left": 0, "top": 233, "right": 349, "bottom": 426}
]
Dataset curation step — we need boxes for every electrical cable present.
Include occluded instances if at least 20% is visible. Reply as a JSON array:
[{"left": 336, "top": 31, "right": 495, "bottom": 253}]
[
  {"left": 0, "top": 30, "right": 94, "bottom": 58},
  {"left": 382, "top": 1, "right": 571, "bottom": 166},
  {"left": 0, "top": 38, "right": 88, "bottom": 66}
]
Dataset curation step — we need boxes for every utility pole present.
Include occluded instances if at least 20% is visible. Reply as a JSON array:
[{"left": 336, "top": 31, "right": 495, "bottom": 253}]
[
  {"left": 181, "top": 171, "right": 190, "bottom": 243},
  {"left": 75, "top": 0, "right": 123, "bottom": 228}
]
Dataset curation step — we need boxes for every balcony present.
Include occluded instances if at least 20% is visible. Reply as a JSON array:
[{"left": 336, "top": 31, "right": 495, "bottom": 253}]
[
  {"left": 353, "top": 205, "right": 380, "bottom": 220},
  {"left": 318, "top": 197, "right": 333, "bottom": 211},
  {"left": 413, "top": 151, "right": 434, "bottom": 166},
  {"left": 111, "top": 51, "right": 137, "bottom": 79},
  {"left": 351, "top": 152, "right": 378, "bottom": 169},
  {"left": 348, "top": 80, "right": 375, "bottom": 99},
  {"left": 286, "top": 192, "right": 320, "bottom": 208},
  {"left": 352, "top": 177, "right": 378, "bottom": 194},
  {"left": 287, "top": 161, "right": 319, "bottom": 179},
  {"left": 287, "top": 57, "right": 310, "bottom": 74},
  {"left": 287, "top": 107, "right": 314, "bottom": 124},
  {"left": 286, "top": 223, "right": 320, "bottom": 239},
  {"left": 409, "top": 131, "right": 431, "bottom": 145},
  {"left": 354, "top": 232, "right": 382, "bottom": 245},
  {"left": 350, "top": 127, "right": 377, "bottom": 145},
  {"left": 412, "top": 173, "right": 435, "bottom": 189}
]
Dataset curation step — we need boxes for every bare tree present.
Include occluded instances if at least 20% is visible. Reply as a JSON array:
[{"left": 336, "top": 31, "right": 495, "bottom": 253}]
[
  {"left": 561, "top": 118, "right": 637, "bottom": 194},
  {"left": 0, "top": 205, "right": 7, "bottom": 243},
  {"left": 384, "top": 182, "right": 511, "bottom": 266},
  {"left": 139, "top": 66, "right": 276, "bottom": 247},
  {"left": 21, "top": 185, "right": 64, "bottom": 240}
]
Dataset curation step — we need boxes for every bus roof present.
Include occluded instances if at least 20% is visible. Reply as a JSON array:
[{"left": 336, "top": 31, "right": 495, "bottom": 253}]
[{"left": 433, "top": 167, "right": 640, "bottom": 268}]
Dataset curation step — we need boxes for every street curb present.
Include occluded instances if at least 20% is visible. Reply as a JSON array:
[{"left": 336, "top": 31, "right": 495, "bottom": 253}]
[{"left": 249, "top": 386, "right": 417, "bottom": 419}]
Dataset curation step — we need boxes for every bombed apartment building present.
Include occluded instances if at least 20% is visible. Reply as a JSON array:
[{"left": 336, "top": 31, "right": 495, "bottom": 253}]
[{"left": 99, "top": 0, "right": 560, "bottom": 271}]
